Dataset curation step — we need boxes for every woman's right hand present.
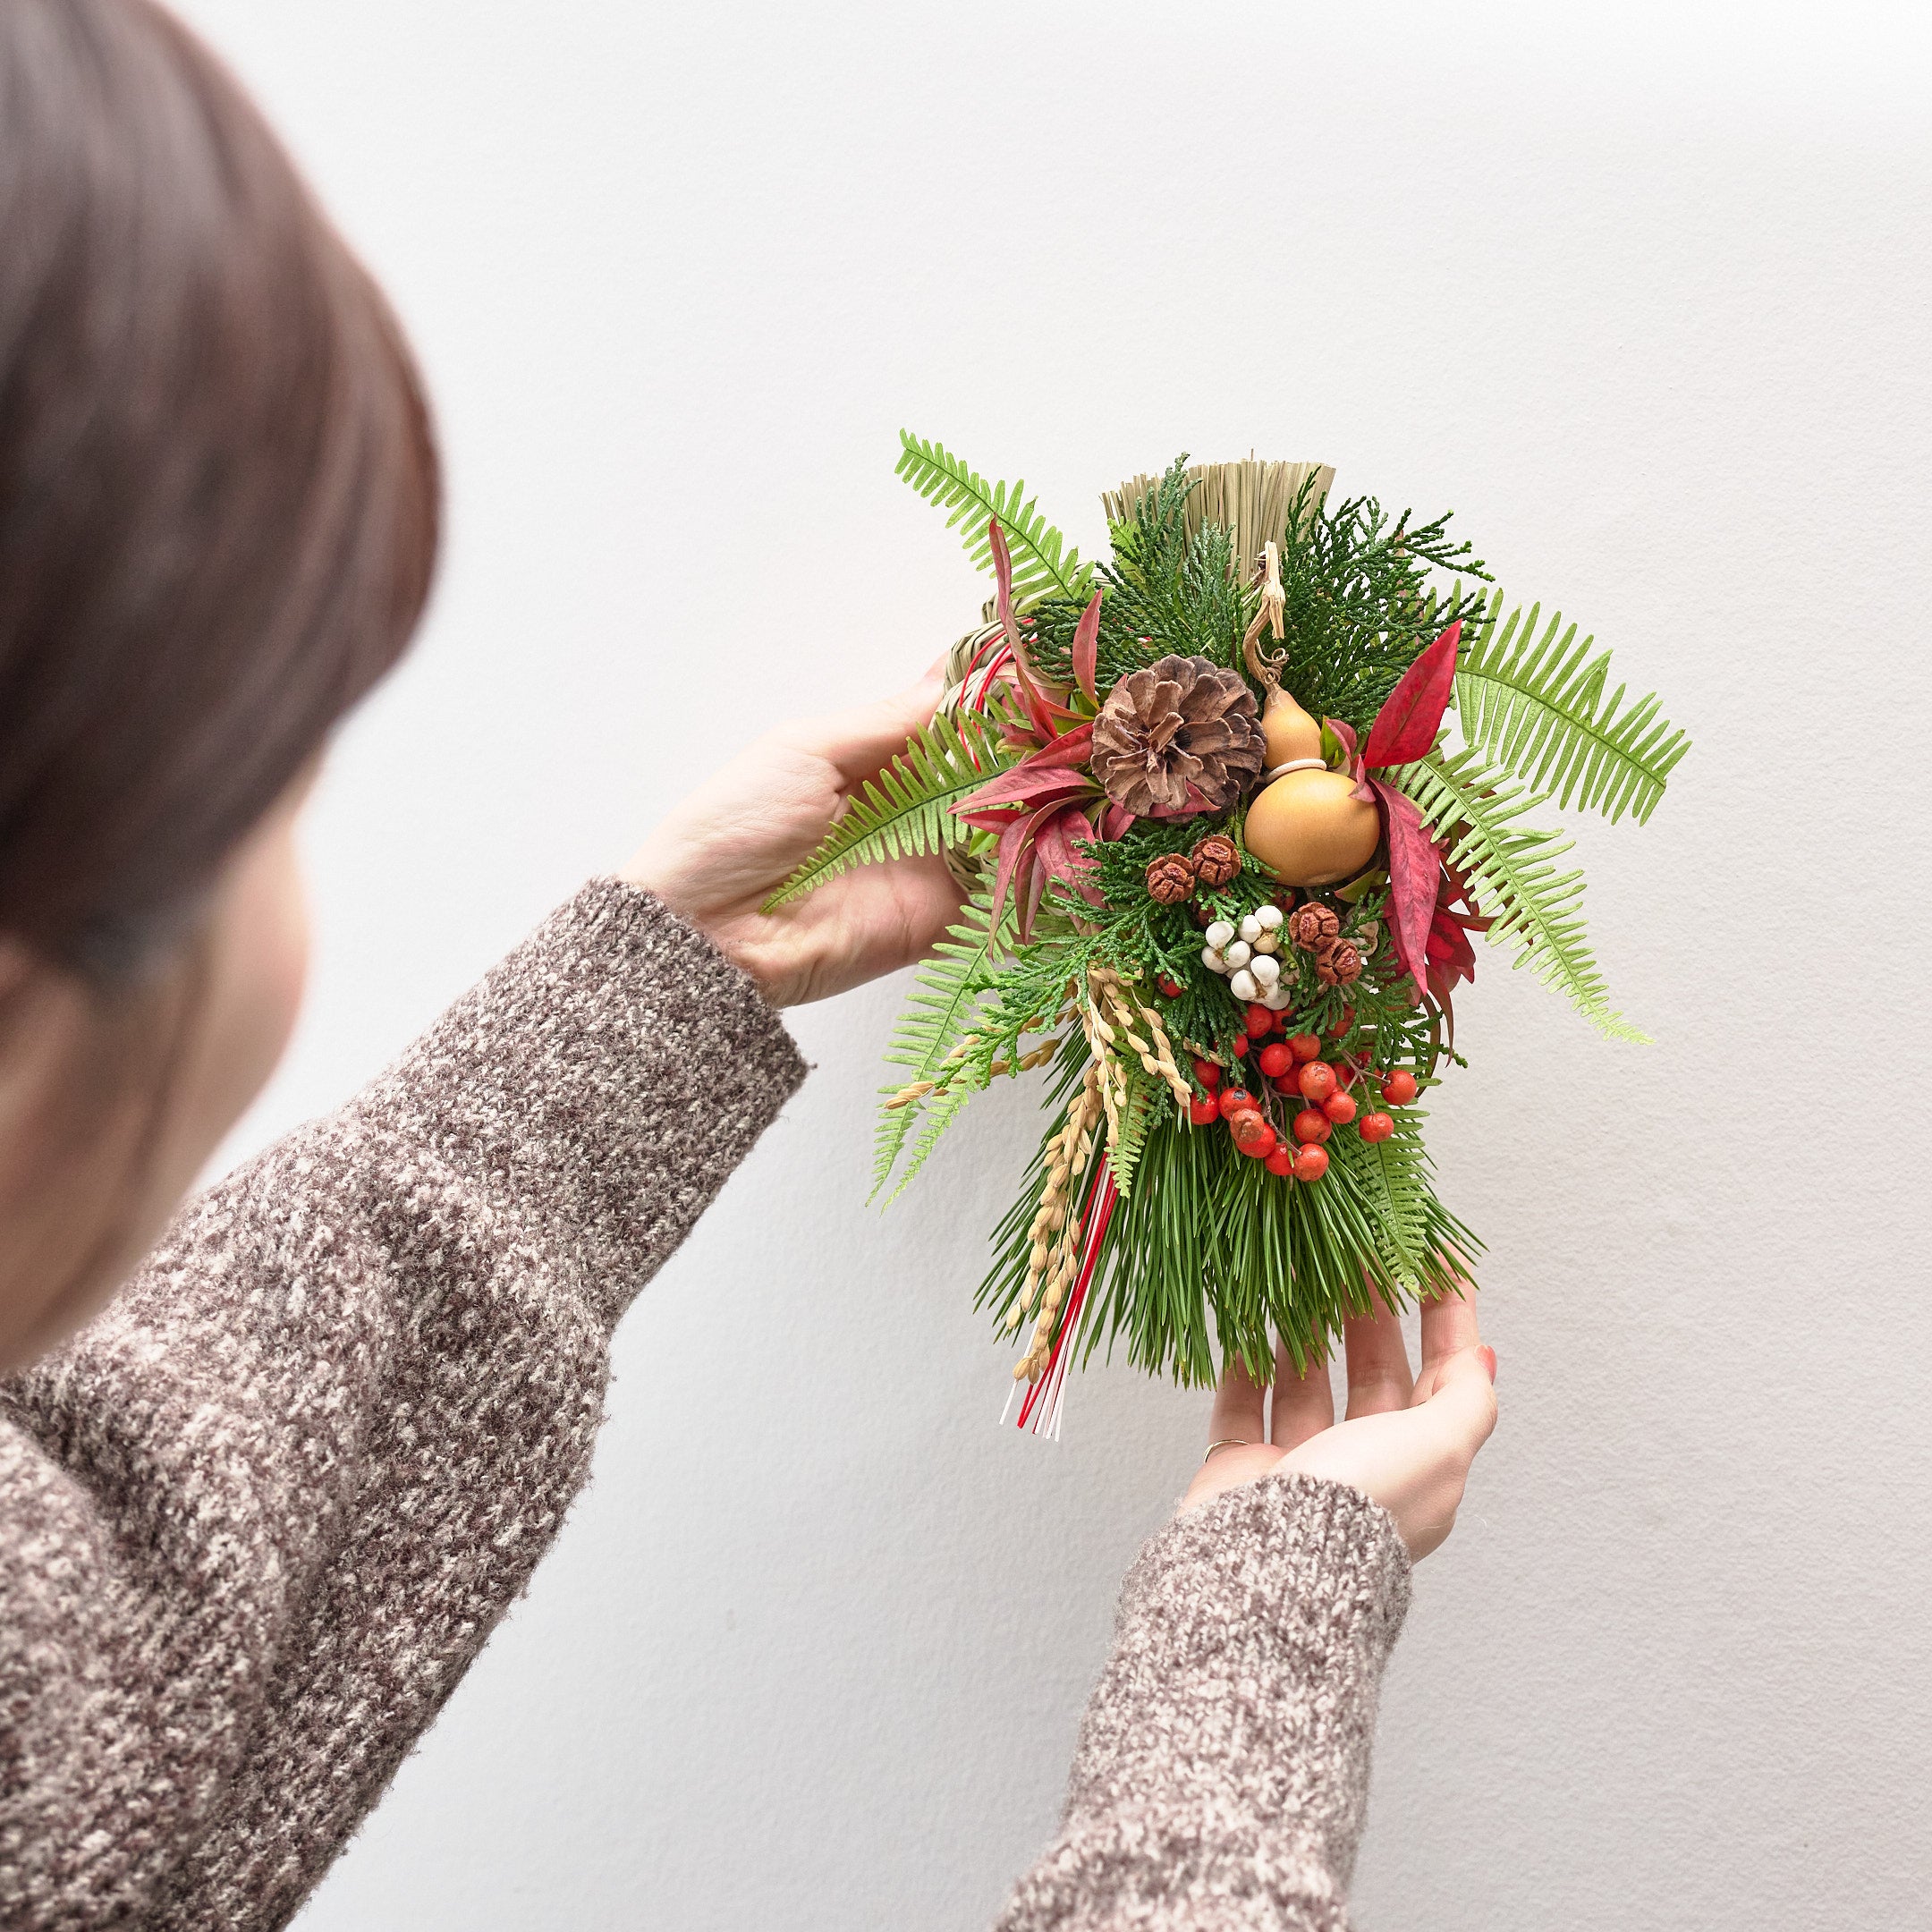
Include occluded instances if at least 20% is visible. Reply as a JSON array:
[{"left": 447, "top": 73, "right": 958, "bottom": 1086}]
[
  {"left": 1180, "top": 1284, "right": 1498, "bottom": 1559},
  {"left": 622, "top": 665, "right": 962, "bottom": 1010}
]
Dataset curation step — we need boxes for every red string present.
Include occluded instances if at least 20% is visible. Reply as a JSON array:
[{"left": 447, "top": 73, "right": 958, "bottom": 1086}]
[{"left": 1016, "top": 1170, "right": 1119, "bottom": 1432}]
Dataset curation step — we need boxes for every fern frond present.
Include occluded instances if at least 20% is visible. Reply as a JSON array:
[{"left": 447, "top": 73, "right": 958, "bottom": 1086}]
[
  {"left": 765, "top": 709, "right": 1011, "bottom": 911},
  {"left": 1106, "top": 1059, "right": 1161, "bottom": 1196},
  {"left": 1330, "top": 1109, "right": 1443, "bottom": 1294},
  {"left": 1397, "top": 748, "right": 1648, "bottom": 1042},
  {"left": 1455, "top": 590, "right": 1689, "bottom": 825},
  {"left": 895, "top": 431, "right": 1093, "bottom": 606},
  {"left": 871, "top": 891, "right": 1003, "bottom": 1200}
]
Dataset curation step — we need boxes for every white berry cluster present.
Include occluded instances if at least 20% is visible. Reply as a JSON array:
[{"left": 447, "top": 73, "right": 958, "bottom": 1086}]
[{"left": 1201, "top": 903, "right": 1291, "bottom": 1009}]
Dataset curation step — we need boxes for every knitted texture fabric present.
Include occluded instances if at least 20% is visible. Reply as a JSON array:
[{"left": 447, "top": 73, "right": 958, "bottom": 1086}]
[
  {"left": 996, "top": 1472, "right": 1412, "bottom": 1931},
  {"left": 0, "top": 876, "right": 1415, "bottom": 1931},
  {"left": 0, "top": 879, "right": 807, "bottom": 1931}
]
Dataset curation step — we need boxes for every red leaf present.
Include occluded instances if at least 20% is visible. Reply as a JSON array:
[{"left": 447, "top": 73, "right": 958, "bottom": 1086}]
[
  {"left": 1032, "top": 804, "right": 1105, "bottom": 906},
  {"left": 988, "top": 518, "right": 1076, "bottom": 741},
  {"left": 1368, "top": 775, "right": 1441, "bottom": 996},
  {"left": 1071, "top": 590, "right": 1104, "bottom": 702},
  {"left": 1144, "top": 781, "right": 1221, "bottom": 819},
  {"left": 953, "top": 769, "right": 1092, "bottom": 825},
  {"left": 1365, "top": 620, "right": 1462, "bottom": 769},
  {"left": 1426, "top": 903, "right": 1478, "bottom": 987},
  {"left": 1097, "top": 802, "right": 1134, "bottom": 841},
  {"left": 953, "top": 727, "right": 1097, "bottom": 827},
  {"left": 988, "top": 815, "right": 1036, "bottom": 930},
  {"left": 1326, "top": 716, "right": 1359, "bottom": 767},
  {"left": 1021, "top": 720, "right": 1094, "bottom": 770}
]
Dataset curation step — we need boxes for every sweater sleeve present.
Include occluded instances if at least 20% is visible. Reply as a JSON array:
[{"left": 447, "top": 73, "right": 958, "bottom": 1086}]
[
  {"left": 0, "top": 879, "right": 805, "bottom": 1932},
  {"left": 996, "top": 1473, "right": 1413, "bottom": 1932}
]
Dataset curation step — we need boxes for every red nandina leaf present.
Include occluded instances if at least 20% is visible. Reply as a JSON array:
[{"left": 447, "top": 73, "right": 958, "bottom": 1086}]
[
  {"left": 1097, "top": 802, "right": 1134, "bottom": 841},
  {"left": 953, "top": 761, "right": 1093, "bottom": 824},
  {"left": 988, "top": 815, "right": 1036, "bottom": 930},
  {"left": 1365, "top": 620, "right": 1462, "bottom": 769},
  {"left": 1021, "top": 720, "right": 1094, "bottom": 770},
  {"left": 1326, "top": 716, "right": 1359, "bottom": 769},
  {"left": 988, "top": 518, "right": 1079, "bottom": 741},
  {"left": 1368, "top": 775, "right": 1441, "bottom": 996},
  {"left": 1021, "top": 852, "right": 1048, "bottom": 938},
  {"left": 1426, "top": 904, "right": 1478, "bottom": 987},
  {"left": 988, "top": 517, "right": 1021, "bottom": 650},
  {"left": 1071, "top": 590, "right": 1104, "bottom": 702},
  {"left": 1145, "top": 781, "right": 1219, "bottom": 819},
  {"left": 1032, "top": 804, "right": 1105, "bottom": 906}
]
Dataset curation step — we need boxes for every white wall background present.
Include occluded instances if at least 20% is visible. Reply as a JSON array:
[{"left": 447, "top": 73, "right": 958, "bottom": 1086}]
[{"left": 170, "top": 3, "right": 1930, "bottom": 1927}]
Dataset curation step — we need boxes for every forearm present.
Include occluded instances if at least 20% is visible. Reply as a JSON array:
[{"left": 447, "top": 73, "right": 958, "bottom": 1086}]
[
  {"left": 0, "top": 880, "right": 805, "bottom": 1930},
  {"left": 997, "top": 1474, "right": 1411, "bottom": 1932}
]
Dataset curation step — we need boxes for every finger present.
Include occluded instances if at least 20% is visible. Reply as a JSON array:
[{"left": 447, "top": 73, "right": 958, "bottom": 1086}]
[
  {"left": 1269, "top": 1337, "right": 1335, "bottom": 1449},
  {"left": 1415, "top": 1275, "right": 1481, "bottom": 1402},
  {"left": 778, "top": 667, "right": 946, "bottom": 786},
  {"left": 1207, "top": 1356, "right": 1269, "bottom": 1454},
  {"left": 1342, "top": 1297, "right": 1412, "bottom": 1419},
  {"left": 1419, "top": 1344, "right": 1500, "bottom": 1464}
]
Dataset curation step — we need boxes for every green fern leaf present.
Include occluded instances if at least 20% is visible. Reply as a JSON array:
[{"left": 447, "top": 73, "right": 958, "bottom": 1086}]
[
  {"left": 764, "top": 708, "right": 1011, "bottom": 911},
  {"left": 895, "top": 431, "right": 1093, "bottom": 606},
  {"left": 1397, "top": 748, "right": 1648, "bottom": 1042},
  {"left": 1106, "top": 1060, "right": 1163, "bottom": 1197},
  {"left": 871, "top": 891, "right": 1004, "bottom": 1200},
  {"left": 1455, "top": 590, "right": 1690, "bottom": 825},
  {"left": 1331, "top": 1110, "right": 1436, "bottom": 1293}
]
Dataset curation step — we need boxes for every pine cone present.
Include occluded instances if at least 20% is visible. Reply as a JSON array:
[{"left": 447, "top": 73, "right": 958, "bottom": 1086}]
[
  {"left": 1144, "top": 852, "right": 1197, "bottom": 904},
  {"left": 1316, "top": 940, "right": 1363, "bottom": 987},
  {"left": 1288, "top": 902, "right": 1340, "bottom": 951},
  {"left": 1190, "top": 834, "right": 1241, "bottom": 888},
  {"left": 1091, "top": 655, "right": 1265, "bottom": 817}
]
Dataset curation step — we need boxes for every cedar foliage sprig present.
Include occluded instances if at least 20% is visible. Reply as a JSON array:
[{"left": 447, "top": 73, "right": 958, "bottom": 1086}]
[
  {"left": 1028, "top": 460, "right": 1253, "bottom": 690},
  {"left": 1267, "top": 475, "right": 1493, "bottom": 727},
  {"left": 1021, "top": 460, "right": 1495, "bottom": 732}
]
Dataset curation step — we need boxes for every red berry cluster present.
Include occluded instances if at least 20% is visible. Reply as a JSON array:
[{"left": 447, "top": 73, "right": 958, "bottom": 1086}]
[{"left": 1185, "top": 1004, "right": 1421, "bottom": 1182}]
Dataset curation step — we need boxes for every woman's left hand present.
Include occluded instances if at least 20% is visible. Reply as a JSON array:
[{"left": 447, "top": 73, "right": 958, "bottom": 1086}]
[
  {"left": 1180, "top": 1284, "right": 1498, "bottom": 1559},
  {"left": 622, "top": 666, "right": 963, "bottom": 1008}
]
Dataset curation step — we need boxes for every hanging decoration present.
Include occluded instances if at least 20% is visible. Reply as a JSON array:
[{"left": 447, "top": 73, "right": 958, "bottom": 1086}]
[{"left": 769, "top": 438, "right": 1690, "bottom": 1436}]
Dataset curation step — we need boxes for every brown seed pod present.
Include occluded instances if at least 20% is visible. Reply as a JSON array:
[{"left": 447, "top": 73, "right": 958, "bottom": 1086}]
[
  {"left": 1144, "top": 852, "right": 1197, "bottom": 905},
  {"left": 1288, "top": 902, "right": 1341, "bottom": 951},
  {"left": 1189, "top": 834, "right": 1241, "bottom": 889},
  {"left": 1316, "top": 940, "right": 1363, "bottom": 987}
]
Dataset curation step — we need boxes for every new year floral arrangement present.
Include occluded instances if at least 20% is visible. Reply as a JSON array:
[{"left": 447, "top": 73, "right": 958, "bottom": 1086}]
[{"left": 773, "top": 441, "right": 1688, "bottom": 1434}]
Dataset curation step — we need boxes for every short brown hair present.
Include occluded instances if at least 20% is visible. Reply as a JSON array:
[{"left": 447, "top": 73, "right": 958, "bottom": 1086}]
[{"left": 0, "top": 0, "right": 439, "bottom": 979}]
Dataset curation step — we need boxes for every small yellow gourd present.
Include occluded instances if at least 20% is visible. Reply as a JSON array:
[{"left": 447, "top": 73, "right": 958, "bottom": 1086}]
[{"left": 1242, "top": 689, "right": 1382, "bottom": 886}]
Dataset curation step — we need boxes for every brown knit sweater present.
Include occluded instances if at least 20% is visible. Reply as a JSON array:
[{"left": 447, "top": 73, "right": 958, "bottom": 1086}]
[{"left": 0, "top": 880, "right": 1411, "bottom": 1930}]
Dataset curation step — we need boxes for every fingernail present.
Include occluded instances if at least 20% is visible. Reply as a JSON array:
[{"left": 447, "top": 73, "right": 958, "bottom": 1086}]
[{"left": 1479, "top": 1345, "right": 1496, "bottom": 1384}]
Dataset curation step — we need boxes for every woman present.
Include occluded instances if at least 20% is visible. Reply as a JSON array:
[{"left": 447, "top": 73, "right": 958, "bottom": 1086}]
[{"left": 0, "top": 4, "right": 1496, "bottom": 1928}]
